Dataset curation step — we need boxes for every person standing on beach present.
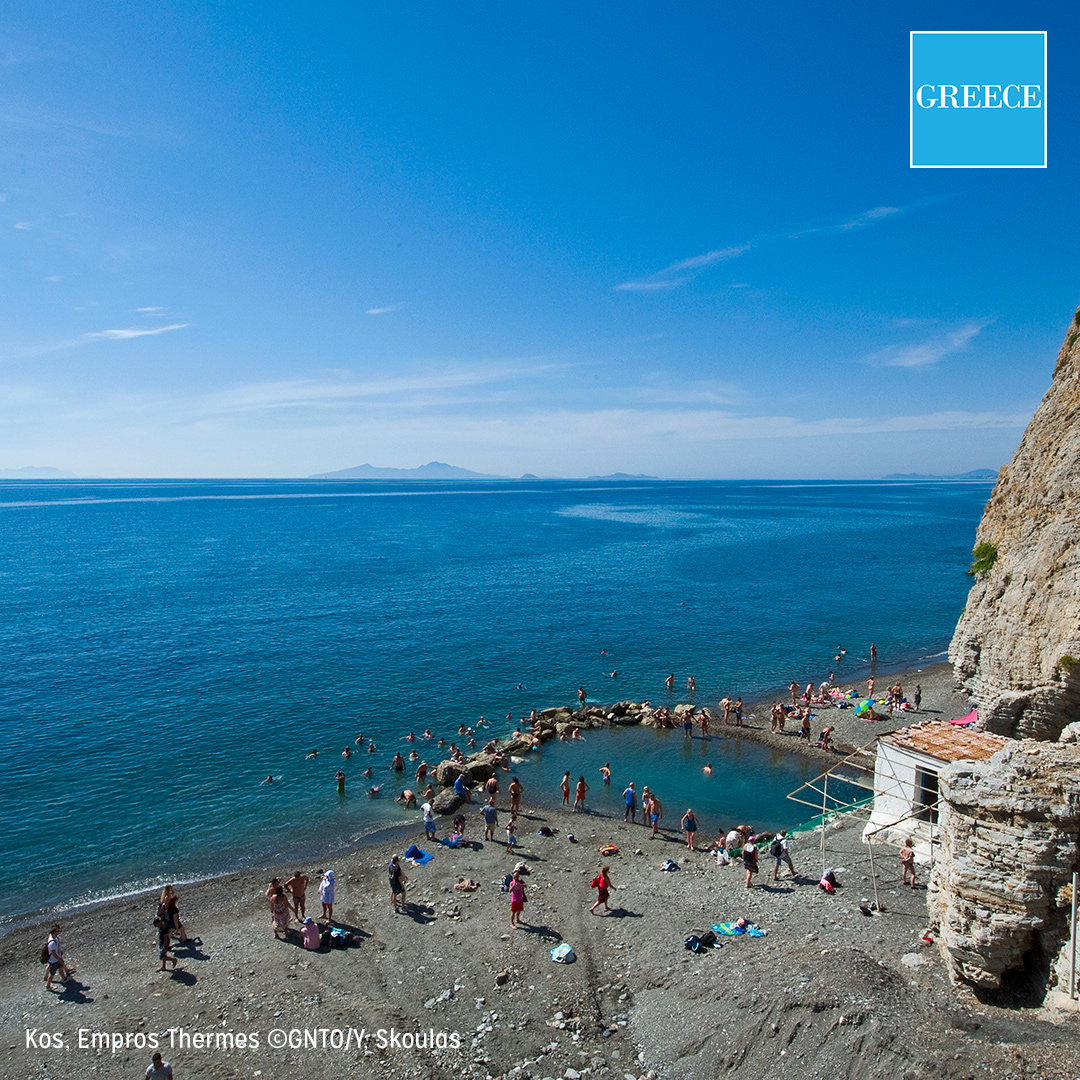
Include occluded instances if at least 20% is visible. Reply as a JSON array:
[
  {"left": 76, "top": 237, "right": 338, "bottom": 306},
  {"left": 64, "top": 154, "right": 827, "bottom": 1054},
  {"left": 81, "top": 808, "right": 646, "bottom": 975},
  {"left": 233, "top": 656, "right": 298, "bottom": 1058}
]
[
  {"left": 421, "top": 800, "right": 437, "bottom": 840},
  {"left": 682, "top": 711, "right": 693, "bottom": 739},
  {"left": 509, "top": 776, "right": 523, "bottom": 814},
  {"left": 913, "top": 684, "right": 922, "bottom": 711},
  {"left": 505, "top": 816, "right": 518, "bottom": 851},
  {"left": 681, "top": 809, "right": 698, "bottom": 850},
  {"left": 733, "top": 697, "right": 744, "bottom": 726},
  {"left": 43, "top": 924, "right": 72, "bottom": 988},
  {"left": 698, "top": 710, "right": 710, "bottom": 740},
  {"left": 900, "top": 837, "right": 917, "bottom": 888},
  {"left": 789, "top": 681, "right": 799, "bottom": 706},
  {"left": 154, "top": 914, "right": 177, "bottom": 973},
  {"left": 389, "top": 855, "right": 408, "bottom": 912},
  {"left": 561, "top": 771, "right": 571, "bottom": 806},
  {"left": 270, "top": 885, "right": 291, "bottom": 939},
  {"left": 574, "top": 776, "right": 589, "bottom": 812},
  {"left": 771, "top": 831, "right": 795, "bottom": 879},
  {"left": 508, "top": 870, "right": 526, "bottom": 928},
  {"left": 319, "top": 870, "right": 335, "bottom": 920},
  {"left": 157, "top": 886, "right": 188, "bottom": 944},
  {"left": 589, "top": 865, "right": 615, "bottom": 914},
  {"left": 285, "top": 871, "right": 309, "bottom": 919},
  {"left": 623, "top": 782, "right": 637, "bottom": 823},
  {"left": 870, "top": 642, "right": 878, "bottom": 664},
  {"left": 743, "top": 836, "right": 759, "bottom": 888},
  {"left": 481, "top": 799, "right": 499, "bottom": 840},
  {"left": 648, "top": 792, "right": 663, "bottom": 838}
]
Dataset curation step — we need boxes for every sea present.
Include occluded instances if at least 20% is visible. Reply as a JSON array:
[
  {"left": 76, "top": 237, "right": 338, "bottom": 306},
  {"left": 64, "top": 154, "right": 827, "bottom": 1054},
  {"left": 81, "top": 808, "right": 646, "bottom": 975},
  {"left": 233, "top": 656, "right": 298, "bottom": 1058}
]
[{"left": 0, "top": 478, "right": 991, "bottom": 926}]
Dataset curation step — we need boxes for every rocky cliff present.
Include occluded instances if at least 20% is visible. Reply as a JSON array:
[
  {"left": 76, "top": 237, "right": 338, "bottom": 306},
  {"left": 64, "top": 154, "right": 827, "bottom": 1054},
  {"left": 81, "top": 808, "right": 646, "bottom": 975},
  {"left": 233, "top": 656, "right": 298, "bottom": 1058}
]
[
  {"left": 949, "top": 307, "right": 1080, "bottom": 739},
  {"left": 928, "top": 734, "right": 1080, "bottom": 994}
]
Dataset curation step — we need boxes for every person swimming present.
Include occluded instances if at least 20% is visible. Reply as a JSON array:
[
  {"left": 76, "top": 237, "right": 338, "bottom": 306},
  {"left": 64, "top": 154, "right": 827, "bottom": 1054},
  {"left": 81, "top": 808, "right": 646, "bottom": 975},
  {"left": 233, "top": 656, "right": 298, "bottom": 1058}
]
[
  {"left": 704, "top": 763, "right": 712, "bottom": 775},
  {"left": 306, "top": 749, "right": 318, "bottom": 759}
]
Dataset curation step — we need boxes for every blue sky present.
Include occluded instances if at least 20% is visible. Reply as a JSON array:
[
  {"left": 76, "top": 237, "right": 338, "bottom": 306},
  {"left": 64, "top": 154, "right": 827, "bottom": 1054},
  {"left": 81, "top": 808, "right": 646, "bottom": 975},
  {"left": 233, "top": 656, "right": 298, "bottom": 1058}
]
[{"left": 0, "top": 1, "right": 1075, "bottom": 478}]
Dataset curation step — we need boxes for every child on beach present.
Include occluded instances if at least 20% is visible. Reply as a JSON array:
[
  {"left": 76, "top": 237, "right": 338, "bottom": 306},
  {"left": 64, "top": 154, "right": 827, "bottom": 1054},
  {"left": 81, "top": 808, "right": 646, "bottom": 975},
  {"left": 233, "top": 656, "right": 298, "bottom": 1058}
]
[
  {"left": 589, "top": 865, "right": 615, "bottom": 914},
  {"left": 505, "top": 816, "right": 518, "bottom": 851},
  {"left": 509, "top": 870, "right": 526, "bottom": 928},
  {"left": 900, "top": 837, "right": 917, "bottom": 888},
  {"left": 269, "top": 885, "right": 291, "bottom": 939}
]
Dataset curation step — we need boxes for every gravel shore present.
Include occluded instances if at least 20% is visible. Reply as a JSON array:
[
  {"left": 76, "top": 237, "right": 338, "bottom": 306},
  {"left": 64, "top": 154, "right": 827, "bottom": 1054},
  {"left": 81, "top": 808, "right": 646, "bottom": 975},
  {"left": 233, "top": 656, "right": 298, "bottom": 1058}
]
[{"left": 3, "top": 661, "right": 1078, "bottom": 1079}]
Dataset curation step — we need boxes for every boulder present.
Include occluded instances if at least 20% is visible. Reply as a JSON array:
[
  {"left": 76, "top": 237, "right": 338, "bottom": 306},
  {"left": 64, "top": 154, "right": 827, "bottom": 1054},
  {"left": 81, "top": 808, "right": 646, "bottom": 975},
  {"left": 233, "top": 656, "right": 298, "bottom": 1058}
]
[{"left": 432, "top": 789, "right": 464, "bottom": 816}]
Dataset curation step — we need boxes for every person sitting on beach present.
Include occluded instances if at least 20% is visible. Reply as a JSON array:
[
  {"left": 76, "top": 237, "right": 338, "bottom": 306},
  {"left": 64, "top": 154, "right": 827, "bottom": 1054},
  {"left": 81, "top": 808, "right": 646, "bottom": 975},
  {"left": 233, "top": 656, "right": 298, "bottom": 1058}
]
[
  {"left": 453, "top": 773, "right": 473, "bottom": 803},
  {"left": 300, "top": 917, "right": 320, "bottom": 950},
  {"left": 452, "top": 812, "right": 467, "bottom": 838},
  {"left": 455, "top": 877, "right": 480, "bottom": 891}
]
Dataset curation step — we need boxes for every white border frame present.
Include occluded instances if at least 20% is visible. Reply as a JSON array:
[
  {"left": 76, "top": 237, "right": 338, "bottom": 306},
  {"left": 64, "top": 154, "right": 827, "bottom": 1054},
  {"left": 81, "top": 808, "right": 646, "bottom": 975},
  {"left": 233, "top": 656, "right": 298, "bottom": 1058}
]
[{"left": 909, "top": 30, "right": 1047, "bottom": 169}]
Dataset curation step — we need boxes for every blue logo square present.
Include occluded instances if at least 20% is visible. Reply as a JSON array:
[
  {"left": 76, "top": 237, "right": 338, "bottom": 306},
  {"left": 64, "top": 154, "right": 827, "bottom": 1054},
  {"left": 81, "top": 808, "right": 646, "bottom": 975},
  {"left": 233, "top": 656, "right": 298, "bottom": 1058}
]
[{"left": 910, "top": 31, "right": 1046, "bottom": 168}]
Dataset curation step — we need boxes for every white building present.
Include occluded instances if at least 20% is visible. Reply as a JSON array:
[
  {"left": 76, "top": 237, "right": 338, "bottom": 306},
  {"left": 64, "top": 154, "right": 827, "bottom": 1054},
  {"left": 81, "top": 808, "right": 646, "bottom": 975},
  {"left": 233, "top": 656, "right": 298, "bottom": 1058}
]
[{"left": 864, "top": 719, "right": 1006, "bottom": 860}]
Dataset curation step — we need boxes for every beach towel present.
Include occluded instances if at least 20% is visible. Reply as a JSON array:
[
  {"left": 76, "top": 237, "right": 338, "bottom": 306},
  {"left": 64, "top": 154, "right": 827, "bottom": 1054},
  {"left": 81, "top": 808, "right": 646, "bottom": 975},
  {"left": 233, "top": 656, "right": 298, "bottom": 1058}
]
[
  {"left": 713, "top": 922, "right": 746, "bottom": 936},
  {"left": 404, "top": 845, "right": 433, "bottom": 865},
  {"left": 437, "top": 836, "right": 462, "bottom": 848},
  {"left": 550, "top": 943, "right": 576, "bottom": 963},
  {"left": 598, "top": 844, "right": 619, "bottom": 856},
  {"left": 948, "top": 709, "right": 979, "bottom": 726}
]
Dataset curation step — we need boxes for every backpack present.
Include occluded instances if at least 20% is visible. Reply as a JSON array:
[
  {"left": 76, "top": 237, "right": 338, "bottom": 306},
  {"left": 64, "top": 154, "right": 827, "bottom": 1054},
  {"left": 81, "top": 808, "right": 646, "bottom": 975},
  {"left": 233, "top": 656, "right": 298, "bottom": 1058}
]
[
  {"left": 684, "top": 930, "right": 718, "bottom": 953},
  {"left": 39, "top": 943, "right": 49, "bottom": 964},
  {"left": 769, "top": 837, "right": 783, "bottom": 858}
]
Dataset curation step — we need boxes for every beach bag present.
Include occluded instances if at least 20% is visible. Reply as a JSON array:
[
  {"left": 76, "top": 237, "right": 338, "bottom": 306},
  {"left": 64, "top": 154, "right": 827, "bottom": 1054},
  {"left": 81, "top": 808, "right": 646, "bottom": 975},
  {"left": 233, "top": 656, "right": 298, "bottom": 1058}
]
[
  {"left": 660, "top": 859, "right": 680, "bottom": 872},
  {"left": 329, "top": 929, "right": 349, "bottom": 949},
  {"left": 769, "top": 837, "right": 783, "bottom": 858},
  {"left": 39, "top": 943, "right": 49, "bottom": 964}
]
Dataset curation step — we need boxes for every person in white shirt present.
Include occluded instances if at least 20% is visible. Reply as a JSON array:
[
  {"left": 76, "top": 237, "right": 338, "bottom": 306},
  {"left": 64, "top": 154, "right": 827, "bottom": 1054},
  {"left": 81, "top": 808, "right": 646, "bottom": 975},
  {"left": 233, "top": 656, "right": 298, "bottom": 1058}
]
[{"left": 145, "top": 1052, "right": 173, "bottom": 1078}]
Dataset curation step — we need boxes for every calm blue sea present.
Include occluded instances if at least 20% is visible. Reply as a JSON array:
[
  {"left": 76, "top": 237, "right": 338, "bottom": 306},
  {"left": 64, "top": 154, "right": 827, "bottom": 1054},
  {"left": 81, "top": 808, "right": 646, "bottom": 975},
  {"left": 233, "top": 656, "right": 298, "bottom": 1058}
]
[{"left": 0, "top": 478, "right": 989, "bottom": 923}]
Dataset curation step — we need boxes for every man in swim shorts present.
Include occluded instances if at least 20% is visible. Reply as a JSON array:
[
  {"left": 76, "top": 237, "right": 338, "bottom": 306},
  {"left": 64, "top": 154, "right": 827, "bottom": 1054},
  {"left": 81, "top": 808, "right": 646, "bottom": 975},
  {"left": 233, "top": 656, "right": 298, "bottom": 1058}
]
[{"left": 285, "top": 871, "right": 309, "bottom": 919}]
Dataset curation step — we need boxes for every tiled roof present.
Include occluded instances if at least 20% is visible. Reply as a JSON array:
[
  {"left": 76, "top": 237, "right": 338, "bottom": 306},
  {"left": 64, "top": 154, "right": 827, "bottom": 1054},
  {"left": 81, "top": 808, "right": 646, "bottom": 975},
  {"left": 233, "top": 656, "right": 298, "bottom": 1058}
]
[{"left": 883, "top": 719, "right": 1007, "bottom": 763}]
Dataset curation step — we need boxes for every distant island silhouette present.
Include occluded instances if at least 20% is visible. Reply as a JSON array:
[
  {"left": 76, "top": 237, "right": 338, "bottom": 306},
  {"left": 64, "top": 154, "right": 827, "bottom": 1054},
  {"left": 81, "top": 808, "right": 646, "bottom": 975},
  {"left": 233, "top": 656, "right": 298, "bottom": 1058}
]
[
  {"left": 0, "top": 466, "right": 79, "bottom": 479},
  {"left": 310, "top": 461, "right": 508, "bottom": 480},
  {"left": 883, "top": 469, "right": 998, "bottom": 480}
]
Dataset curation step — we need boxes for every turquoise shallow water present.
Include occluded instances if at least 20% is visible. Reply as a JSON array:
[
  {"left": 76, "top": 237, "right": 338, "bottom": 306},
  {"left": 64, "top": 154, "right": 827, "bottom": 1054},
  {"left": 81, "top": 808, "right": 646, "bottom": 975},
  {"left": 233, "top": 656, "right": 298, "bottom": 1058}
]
[{"left": 0, "top": 478, "right": 988, "bottom": 922}]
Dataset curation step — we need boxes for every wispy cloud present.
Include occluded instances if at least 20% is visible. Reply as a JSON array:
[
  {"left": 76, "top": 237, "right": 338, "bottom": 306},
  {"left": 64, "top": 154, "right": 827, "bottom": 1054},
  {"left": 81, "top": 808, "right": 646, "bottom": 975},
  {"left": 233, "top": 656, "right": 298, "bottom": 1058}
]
[
  {"left": 617, "top": 204, "right": 909, "bottom": 292},
  {"left": 616, "top": 244, "right": 751, "bottom": 292},
  {"left": 137, "top": 306, "right": 165, "bottom": 314},
  {"left": 85, "top": 324, "right": 189, "bottom": 341},
  {"left": 14, "top": 221, "right": 31, "bottom": 230},
  {"left": 366, "top": 303, "right": 405, "bottom": 315},
  {"left": 870, "top": 322, "right": 987, "bottom": 368}
]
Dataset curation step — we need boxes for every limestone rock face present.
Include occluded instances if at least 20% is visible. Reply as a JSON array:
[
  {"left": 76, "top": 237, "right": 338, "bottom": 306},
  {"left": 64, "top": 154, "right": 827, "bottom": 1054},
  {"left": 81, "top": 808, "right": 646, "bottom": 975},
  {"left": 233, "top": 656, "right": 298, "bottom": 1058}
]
[
  {"left": 949, "top": 310, "right": 1080, "bottom": 740},
  {"left": 928, "top": 739, "right": 1080, "bottom": 991}
]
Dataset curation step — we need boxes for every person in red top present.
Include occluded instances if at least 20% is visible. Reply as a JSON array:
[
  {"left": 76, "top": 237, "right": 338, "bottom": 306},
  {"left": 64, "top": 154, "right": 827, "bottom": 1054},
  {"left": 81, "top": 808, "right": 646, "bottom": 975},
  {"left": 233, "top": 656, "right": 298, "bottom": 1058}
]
[
  {"left": 509, "top": 870, "right": 526, "bottom": 928},
  {"left": 589, "top": 865, "right": 615, "bottom": 914}
]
